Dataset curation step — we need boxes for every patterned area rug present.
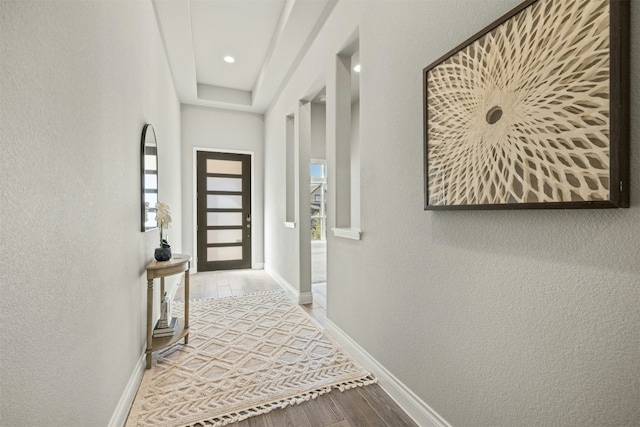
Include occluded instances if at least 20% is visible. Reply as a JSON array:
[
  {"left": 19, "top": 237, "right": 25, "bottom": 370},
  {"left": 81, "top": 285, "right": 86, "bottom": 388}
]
[{"left": 126, "top": 291, "right": 375, "bottom": 427}]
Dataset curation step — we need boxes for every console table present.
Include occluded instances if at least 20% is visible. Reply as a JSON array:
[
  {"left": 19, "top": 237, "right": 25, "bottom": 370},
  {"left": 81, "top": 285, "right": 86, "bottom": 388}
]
[{"left": 145, "top": 253, "right": 191, "bottom": 369}]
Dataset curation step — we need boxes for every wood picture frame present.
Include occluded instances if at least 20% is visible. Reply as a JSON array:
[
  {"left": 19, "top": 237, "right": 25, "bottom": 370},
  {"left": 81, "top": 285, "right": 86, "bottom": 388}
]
[{"left": 423, "top": 0, "right": 629, "bottom": 210}]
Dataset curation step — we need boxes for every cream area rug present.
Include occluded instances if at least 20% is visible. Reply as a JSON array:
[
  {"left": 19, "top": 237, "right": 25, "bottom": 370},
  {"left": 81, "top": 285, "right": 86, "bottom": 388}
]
[{"left": 126, "top": 291, "right": 376, "bottom": 427}]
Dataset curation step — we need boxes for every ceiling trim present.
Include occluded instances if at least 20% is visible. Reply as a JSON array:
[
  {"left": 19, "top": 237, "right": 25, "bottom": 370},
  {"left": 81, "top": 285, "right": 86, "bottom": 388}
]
[{"left": 153, "top": 0, "right": 337, "bottom": 114}]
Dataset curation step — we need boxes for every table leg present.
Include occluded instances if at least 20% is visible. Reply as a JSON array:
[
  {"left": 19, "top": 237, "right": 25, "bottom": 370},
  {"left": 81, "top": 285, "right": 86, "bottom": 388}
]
[
  {"left": 146, "top": 278, "right": 153, "bottom": 369},
  {"left": 184, "top": 269, "right": 190, "bottom": 345}
]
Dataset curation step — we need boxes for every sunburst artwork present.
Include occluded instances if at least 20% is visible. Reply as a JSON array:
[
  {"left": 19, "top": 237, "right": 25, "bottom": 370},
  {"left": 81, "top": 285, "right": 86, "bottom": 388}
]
[{"left": 423, "top": 0, "right": 629, "bottom": 210}]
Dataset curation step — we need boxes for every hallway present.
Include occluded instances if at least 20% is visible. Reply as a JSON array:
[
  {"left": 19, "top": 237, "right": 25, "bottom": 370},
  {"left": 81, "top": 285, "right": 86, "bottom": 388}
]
[
  {"left": 174, "top": 269, "right": 326, "bottom": 326},
  {"left": 172, "top": 270, "right": 417, "bottom": 427}
]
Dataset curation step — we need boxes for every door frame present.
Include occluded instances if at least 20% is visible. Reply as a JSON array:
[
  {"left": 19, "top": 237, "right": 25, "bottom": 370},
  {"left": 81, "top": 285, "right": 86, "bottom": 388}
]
[{"left": 192, "top": 147, "right": 256, "bottom": 274}]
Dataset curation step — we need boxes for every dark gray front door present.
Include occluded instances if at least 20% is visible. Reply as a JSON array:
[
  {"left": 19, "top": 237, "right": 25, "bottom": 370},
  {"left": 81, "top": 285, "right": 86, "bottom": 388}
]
[{"left": 196, "top": 151, "right": 251, "bottom": 271}]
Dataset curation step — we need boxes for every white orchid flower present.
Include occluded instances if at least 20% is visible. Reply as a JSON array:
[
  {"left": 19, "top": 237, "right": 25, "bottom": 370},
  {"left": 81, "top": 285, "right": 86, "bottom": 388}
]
[{"left": 155, "top": 202, "right": 172, "bottom": 248}]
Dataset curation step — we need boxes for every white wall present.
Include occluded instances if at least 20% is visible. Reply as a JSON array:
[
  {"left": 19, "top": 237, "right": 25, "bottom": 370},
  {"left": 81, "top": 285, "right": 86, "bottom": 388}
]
[
  {"left": 0, "top": 1, "right": 182, "bottom": 425},
  {"left": 265, "top": 106, "right": 300, "bottom": 289},
  {"left": 311, "top": 102, "right": 327, "bottom": 160},
  {"left": 180, "top": 105, "right": 265, "bottom": 270},
  {"left": 264, "top": 1, "right": 640, "bottom": 426},
  {"left": 350, "top": 101, "right": 360, "bottom": 229}
]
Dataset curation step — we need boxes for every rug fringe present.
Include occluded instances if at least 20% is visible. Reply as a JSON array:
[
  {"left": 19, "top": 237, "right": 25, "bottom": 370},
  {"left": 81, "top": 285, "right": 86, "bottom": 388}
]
[
  {"left": 186, "top": 375, "right": 378, "bottom": 427},
  {"left": 177, "top": 290, "right": 289, "bottom": 304}
]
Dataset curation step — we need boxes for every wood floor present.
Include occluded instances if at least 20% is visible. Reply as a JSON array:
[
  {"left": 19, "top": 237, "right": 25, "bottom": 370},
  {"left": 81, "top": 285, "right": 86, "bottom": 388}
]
[{"left": 171, "top": 270, "right": 418, "bottom": 427}]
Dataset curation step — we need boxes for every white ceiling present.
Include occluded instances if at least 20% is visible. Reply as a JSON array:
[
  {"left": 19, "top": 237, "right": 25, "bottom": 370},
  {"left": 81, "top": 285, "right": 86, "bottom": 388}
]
[{"left": 153, "top": 0, "right": 337, "bottom": 113}]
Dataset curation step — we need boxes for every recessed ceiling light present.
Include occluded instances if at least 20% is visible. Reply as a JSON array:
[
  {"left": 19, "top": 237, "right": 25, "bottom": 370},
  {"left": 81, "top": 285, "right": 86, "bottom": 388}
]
[
  {"left": 353, "top": 64, "right": 361, "bottom": 73},
  {"left": 223, "top": 56, "right": 235, "bottom": 63}
]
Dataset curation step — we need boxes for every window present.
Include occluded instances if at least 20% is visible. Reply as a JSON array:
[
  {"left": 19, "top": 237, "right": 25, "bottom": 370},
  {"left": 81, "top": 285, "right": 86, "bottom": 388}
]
[{"left": 310, "top": 162, "right": 327, "bottom": 241}]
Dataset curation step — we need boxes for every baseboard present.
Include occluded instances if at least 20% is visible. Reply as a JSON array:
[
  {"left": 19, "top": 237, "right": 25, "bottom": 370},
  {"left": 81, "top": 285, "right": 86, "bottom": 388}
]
[
  {"left": 252, "top": 262, "right": 265, "bottom": 269},
  {"left": 108, "top": 352, "right": 146, "bottom": 427},
  {"left": 264, "top": 264, "right": 313, "bottom": 304},
  {"left": 325, "top": 320, "right": 451, "bottom": 427},
  {"left": 297, "top": 291, "right": 313, "bottom": 304}
]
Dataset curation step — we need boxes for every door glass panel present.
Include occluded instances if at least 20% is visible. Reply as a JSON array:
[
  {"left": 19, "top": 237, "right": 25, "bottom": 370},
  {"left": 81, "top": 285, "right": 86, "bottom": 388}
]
[
  {"left": 207, "top": 159, "right": 242, "bottom": 175},
  {"left": 144, "top": 155, "right": 157, "bottom": 171},
  {"left": 207, "top": 229, "right": 243, "bottom": 244},
  {"left": 207, "top": 212, "right": 243, "bottom": 226},
  {"left": 207, "top": 246, "right": 243, "bottom": 261},
  {"left": 144, "top": 174, "right": 157, "bottom": 190},
  {"left": 207, "top": 194, "right": 242, "bottom": 210},
  {"left": 145, "top": 211, "right": 156, "bottom": 228},
  {"left": 207, "top": 177, "right": 242, "bottom": 192},
  {"left": 144, "top": 192, "right": 158, "bottom": 207}
]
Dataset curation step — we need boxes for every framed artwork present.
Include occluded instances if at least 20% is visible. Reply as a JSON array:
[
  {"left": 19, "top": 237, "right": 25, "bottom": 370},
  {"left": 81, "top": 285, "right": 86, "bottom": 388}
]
[{"left": 423, "top": 0, "right": 629, "bottom": 210}]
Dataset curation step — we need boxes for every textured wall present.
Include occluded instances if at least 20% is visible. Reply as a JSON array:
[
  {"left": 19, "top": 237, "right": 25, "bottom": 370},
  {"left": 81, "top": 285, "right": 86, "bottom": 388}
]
[
  {"left": 264, "top": 105, "right": 301, "bottom": 288},
  {"left": 180, "top": 105, "right": 265, "bottom": 270},
  {"left": 311, "top": 103, "right": 327, "bottom": 160},
  {"left": 0, "top": 1, "right": 181, "bottom": 424},
  {"left": 264, "top": 1, "right": 640, "bottom": 425}
]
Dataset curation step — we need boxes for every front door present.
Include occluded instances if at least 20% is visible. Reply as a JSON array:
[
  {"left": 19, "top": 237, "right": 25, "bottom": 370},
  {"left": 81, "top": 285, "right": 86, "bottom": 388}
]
[{"left": 196, "top": 151, "right": 252, "bottom": 271}]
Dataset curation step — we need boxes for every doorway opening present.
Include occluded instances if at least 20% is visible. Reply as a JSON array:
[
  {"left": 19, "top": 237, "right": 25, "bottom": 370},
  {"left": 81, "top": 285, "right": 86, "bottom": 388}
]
[{"left": 305, "top": 89, "right": 328, "bottom": 323}]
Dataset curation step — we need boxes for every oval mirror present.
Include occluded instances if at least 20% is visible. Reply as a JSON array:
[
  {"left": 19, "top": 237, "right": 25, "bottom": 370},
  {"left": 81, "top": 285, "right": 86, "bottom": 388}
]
[{"left": 141, "top": 124, "right": 158, "bottom": 232}]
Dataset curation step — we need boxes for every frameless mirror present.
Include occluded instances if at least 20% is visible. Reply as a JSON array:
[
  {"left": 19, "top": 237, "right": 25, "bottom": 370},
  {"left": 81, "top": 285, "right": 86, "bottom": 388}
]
[{"left": 141, "top": 124, "right": 158, "bottom": 232}]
